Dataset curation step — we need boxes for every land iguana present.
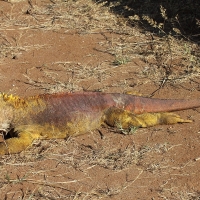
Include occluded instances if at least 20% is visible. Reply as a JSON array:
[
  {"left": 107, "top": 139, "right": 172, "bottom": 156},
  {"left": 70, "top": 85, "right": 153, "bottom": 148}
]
[{"left": 0, "top": 92, "right": 199, "bottom": 155}]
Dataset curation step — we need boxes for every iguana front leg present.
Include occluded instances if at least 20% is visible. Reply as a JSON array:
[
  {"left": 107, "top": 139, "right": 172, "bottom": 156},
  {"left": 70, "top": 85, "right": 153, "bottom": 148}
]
[
  {"left": 104, "top": 108, "right": 192, "bottom": 129},
  {"left": 0, "top": 131, "right": 40, "bottom": 155},
  {"left": 0, "top": 123, "right": 71, "bottom": 155}
]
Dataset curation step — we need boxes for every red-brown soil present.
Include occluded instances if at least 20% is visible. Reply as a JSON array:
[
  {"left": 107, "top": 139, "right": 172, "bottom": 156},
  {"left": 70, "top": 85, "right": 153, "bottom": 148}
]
[{"left": 0, "top": 1, "right": 199, "bottom": 199}]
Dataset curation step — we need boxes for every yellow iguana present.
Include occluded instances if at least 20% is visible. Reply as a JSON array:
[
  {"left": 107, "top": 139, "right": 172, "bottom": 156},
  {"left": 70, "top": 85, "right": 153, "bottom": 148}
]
[{"left": 0, "top": 92, "right": 199, "bottom": 155}]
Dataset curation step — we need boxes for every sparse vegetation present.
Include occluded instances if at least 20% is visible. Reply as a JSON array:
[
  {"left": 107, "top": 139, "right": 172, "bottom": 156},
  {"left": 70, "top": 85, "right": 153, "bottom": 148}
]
[{"left": 0, "top": 0, "right": 199, "bottom": 199}]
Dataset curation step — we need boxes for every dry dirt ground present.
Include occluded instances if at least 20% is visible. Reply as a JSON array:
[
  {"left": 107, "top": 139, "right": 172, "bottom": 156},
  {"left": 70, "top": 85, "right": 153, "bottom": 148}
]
[{"left": 0, "top": 0, "right": 200, "bottom": 199}]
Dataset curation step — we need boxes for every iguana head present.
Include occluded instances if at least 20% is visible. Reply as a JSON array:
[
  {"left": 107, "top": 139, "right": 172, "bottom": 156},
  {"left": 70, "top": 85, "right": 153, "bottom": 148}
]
[{"left": 0, "top": 94, "right": 14, "bottom": 135}]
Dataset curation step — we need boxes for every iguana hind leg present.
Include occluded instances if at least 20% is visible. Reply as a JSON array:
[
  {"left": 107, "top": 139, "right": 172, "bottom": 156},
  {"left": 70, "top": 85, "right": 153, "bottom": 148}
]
[{"left": 104, "top": 108, "right": 192, "bottom": 129}]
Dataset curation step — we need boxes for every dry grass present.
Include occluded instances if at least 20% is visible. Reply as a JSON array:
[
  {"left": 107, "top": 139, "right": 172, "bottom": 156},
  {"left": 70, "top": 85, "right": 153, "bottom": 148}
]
[
  {"left": 0, "top": 1, "right": 200, "bottom": 199},
  {"left": 1, "top": 132, "right": 199, "bottom": 199},
  {"left": 22, "top": 62, "right": 113, "bottom": 93},
  {"left": 0, "top": 0, "right": 199, "bottom": 90}
]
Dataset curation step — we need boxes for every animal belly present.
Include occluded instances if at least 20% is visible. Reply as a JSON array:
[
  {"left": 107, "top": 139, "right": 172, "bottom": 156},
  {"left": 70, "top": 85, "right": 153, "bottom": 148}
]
[
  {"left": 22, "top": 110, "right": 104, "bottom": 138},
  {"left": 64, "top": 111, "right": 103, "bottom": 136}
]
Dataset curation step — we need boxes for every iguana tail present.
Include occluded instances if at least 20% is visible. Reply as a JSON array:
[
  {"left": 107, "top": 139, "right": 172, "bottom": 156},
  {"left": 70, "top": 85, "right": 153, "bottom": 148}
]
[{"left": 109, "top": 93, "right": 200, "bottom": 114}]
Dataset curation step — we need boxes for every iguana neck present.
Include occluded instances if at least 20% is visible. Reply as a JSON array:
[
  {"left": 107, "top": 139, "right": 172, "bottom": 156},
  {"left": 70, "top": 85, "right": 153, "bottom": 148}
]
[
  {"left": 0, "top": 93, "right": 47, "bottom": 126},
  {"left": 0, "top": 93, "right": 45, "bottom": 109}
]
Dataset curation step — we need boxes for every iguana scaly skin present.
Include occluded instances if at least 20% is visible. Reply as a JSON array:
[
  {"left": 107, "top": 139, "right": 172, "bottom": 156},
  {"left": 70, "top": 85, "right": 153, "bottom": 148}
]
[{"left": 0, "top": 92, "right": 199, "bottom": 155}]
